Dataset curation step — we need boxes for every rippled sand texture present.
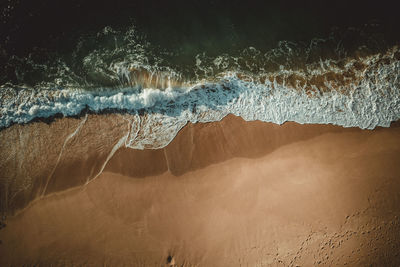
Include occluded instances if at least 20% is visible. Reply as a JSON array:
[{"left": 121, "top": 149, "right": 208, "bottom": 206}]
[{"left": 1, "top": 115, "right": 400, "bottom": 266}]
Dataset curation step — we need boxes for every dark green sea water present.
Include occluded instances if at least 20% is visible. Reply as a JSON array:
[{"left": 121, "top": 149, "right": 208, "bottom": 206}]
[{"left": 1, "top": 0, "right": 399, "bottom": 89}]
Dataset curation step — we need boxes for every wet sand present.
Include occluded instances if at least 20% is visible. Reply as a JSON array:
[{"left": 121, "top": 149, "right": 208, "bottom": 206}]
[{"left": 1, "top": 114, "right": 400, "bottom": 266}]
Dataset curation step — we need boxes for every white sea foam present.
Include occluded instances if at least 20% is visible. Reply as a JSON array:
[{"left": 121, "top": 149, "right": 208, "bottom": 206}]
[{"left": 1, "top": 50, "right": 400, "bottom": 149}]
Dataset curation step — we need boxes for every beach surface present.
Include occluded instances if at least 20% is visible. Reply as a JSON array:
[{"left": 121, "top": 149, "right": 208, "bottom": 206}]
[{"left": 1, "top": 114, "right": 400, "bottom": 266}]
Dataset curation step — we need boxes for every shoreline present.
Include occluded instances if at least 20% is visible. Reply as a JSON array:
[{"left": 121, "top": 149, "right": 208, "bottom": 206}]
[
  {"left": 1, "top": 114, "right": 400, "bottom": 214},
  {"left": 1, "top": 114, "right": 400, "bottom": 265}
]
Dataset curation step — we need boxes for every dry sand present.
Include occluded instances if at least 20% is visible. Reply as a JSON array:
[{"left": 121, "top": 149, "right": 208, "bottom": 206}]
[{"left": 1, "top": 114, "right": 400, "bottom": 266}]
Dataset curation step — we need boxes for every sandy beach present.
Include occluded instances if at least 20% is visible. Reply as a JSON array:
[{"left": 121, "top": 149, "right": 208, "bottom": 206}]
[
  {"left": 2, "top": 1, "right": 400, "bottom": 265},
  {"left": 1, "top": 114, "right": 400, "bottom": 266}
]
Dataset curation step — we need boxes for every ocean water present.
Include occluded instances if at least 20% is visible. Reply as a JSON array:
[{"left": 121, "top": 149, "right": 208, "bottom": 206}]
[{"left": 1, "top": 0, "right": 400, "bottom": 148}]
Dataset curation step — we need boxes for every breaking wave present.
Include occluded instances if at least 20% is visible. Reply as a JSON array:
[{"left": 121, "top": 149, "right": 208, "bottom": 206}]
[{"left": 1, "top": 25, "right": 400, "bottom": 148}]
